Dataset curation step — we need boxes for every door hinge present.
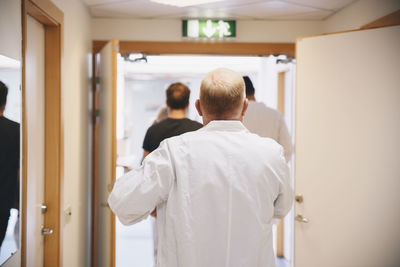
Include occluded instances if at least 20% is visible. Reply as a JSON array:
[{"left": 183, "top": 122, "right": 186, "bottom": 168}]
[{"left": 93, "top": 109, "right": 100, "bottom": 124}]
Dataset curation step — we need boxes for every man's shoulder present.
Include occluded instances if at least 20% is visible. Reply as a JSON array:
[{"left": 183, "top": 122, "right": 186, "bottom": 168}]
[
  {"left": 183, "top": 118, "right": 203, "bottom": 129},
  {"left": 0, "top": 117, "right": 20, "bottom": 131},
  {"left": 146, "top": 118, "right": 171, "bottom": 132},
  {"left": 253, "top": 101, "right": 281, "bottom": 114},
  {"left": 247, "top": 102, "right": 283, "bottom": 122}
]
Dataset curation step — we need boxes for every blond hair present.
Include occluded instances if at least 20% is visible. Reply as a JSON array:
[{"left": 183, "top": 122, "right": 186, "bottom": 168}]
[{"left": 200, "top": 68, "right": 245, "bottom": 117}]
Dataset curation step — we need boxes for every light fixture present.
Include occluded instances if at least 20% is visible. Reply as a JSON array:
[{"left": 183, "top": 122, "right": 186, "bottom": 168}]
[
  {"left": 122, "top": 53, "right": 148, "bottom": 63},
  {"left": 150, "top": 0, "right": 223, "bottom": 7}
]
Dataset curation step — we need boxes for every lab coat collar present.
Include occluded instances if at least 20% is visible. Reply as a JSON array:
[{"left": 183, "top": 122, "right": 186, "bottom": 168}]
[{"left": 202, "top": 120, "right": 249, "bottom": 133}]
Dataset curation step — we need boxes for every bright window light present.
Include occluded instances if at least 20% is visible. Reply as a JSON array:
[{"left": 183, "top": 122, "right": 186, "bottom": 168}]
[{"left": 150, "top": 0, "right": 223, "bottom": 7}]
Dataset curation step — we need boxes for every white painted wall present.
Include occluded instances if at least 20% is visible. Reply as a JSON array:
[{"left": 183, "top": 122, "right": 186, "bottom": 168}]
[
  {"left": 323, "top": 0, "right": 400, "bottom": 33},
  {"left": 91, "top": 0, "right": 400, "bottom": 43},
  {"left": 91, "top": 18, "right": 323, "bottom": 42},
  {"left": 49, "top": 0, "right": 92, "bottom": 266},
  {"left": 0, "top": 0, "right": 21, "bottom": 61}
]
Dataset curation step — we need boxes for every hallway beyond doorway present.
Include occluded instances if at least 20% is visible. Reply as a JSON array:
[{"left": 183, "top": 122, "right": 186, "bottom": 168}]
[{"left": 115, "top": 54, "right": 296, "bottom": 267}]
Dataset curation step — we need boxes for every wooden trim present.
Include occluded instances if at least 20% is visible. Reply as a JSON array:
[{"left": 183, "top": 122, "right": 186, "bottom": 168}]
[
  {"left": 297, "top": 9, "right": 400, "bottom": 41},
  {"left": 277, "top": 72, "right": 285, "bottom": 115},
  {"left": 276, "top": 71, "right": 285, "bottom": 258},
  {"left": 94, "top": 40, "right": 295, "bottom": 57},
  {"left": 91, "top": 53, "right": 99, "bottom": 267},
  {"left": 26, "top": 0, "right": 58, "bottom": 26},
  {"left": 22, "top": 0, "right": 63, "bottom": 266},
  {"left": 91, "top": 40, "right": 118, "bottom": 267},
  {"left": 43, "top": 25, "right": 62, "bottom": 267},
  {"left": 276, "top": 220, "right": 284, "bottom": 257},
  {"left": 21, "top": 1, "right": 27, "bottom": 266},
  {"left": 27, "top": 0, "right": 63, "bottom": 25},
  {"left": 360, "top": 9, "right": 400, "bottom": 30},
  {"left": 110, "top": 39, "right": 119, "bottom": 267},
  {"left": 93, "top": 41, "right": 108, "bottom": 54}
]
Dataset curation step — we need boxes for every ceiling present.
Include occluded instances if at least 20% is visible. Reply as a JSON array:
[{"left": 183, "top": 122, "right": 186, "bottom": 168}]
[{"left": 81, "top": 0, "right": 356, "bottom": 20}]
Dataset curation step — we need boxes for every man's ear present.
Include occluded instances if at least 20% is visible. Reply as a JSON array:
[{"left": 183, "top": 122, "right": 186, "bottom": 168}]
[
  {"left": 195, "top": 99, "right": 203, "bottom": 116},
  {"left": 241, "top": 98, "right": 248, "bottom": 117}
]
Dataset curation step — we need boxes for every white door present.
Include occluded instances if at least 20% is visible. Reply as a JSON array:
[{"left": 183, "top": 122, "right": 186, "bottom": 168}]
[
  {"left": 25, "top": 15, "right": 45, "bottom": 267},
  {"left": 295, "top": 26, "right": 400, "bottom": 267},
  {"left": 96, "top": 40, "right": 118, "bottom": 267}
]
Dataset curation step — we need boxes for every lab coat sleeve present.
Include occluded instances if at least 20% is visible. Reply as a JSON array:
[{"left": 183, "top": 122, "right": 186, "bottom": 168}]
[
  {"left": 108, "top": 141, "right": 175, "bottom": 225},
  {"left": 273, "top": 146, "right": 293, "bottom": 219},
  {"left": 278, "top": 116, "right": 293, "bottom": 162}
]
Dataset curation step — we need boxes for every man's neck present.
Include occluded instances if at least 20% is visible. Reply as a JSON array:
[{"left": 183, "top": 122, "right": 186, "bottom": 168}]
[
  {"left": 202, "top": 113, "right": 242, "bottom": 125},
  {"left": 168, "top": 109, "right": 186, "bottom": 119},
  {"left": 0, "top": 109, "right": 4, "bottom": 117}
]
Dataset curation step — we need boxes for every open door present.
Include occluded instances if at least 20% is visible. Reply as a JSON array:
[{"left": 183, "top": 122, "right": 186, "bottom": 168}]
[
  {"left": 294, "top": 26, "right": 400, "bottom": 267},
  {"left": 93, "top": 40, "right": 118, "bottom": 267}
]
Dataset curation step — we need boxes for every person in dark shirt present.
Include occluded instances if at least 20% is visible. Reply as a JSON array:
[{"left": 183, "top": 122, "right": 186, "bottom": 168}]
[
  {"left": 0, "top": 81, "right": 20, "bottom": 248},
  {"left": 142, "top": 82, "right": 203, "bottom": 159},
  {"left": 142, "top": 82, "right": 202, "bottom": 260}
]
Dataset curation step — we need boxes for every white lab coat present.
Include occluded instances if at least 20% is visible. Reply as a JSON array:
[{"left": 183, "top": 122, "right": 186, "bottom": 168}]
[
  {"left": 108, "top": 120, "right": 293, "bottom": 267},
  {"left": 243, "top": 101, "right": 293, "bottom": 162}
]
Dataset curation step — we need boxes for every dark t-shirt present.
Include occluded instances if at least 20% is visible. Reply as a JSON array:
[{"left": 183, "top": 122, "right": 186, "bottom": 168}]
[
  {"left": 0, "top": 116, "right": 20, "bottom": 211},
  {"left": 143, "top": 118, "right": 203, "bottom": 153}
]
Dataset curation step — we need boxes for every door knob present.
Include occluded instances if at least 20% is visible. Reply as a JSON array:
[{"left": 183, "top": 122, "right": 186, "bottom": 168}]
[
  {"left": 295, "top": 214, "right": 309, "bottom": 223},
  {"left": 41, "top": 226, "right": 53, "bottom": 235},
  {"left": 41, "top": 205, "right": 48, "bottom": 214}
]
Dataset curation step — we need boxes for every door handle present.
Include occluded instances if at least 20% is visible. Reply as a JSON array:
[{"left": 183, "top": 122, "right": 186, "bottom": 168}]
[
  {"left": 41, "top": 226, "right": 53, "bottom": 235},
  {"left": 41, "top": 205, "right": 48, "bottom": 214},
  {"left": 295, "top": 214, "right": 309, "bottom": 223}
]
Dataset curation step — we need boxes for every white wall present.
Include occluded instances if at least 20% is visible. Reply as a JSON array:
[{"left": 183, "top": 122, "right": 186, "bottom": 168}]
[
  {"left": 91, "top": 18, "right": 323, "bottom": 43},
  {"left": 0, "top": 0, "right": 21, "bottom": 61},
  {"left": 49, "top": 0, "right": 92, "bottom": 266},
  {"left": 323, "top": 0, "right": 400, "bottom": 33},
  {"left": 91, "top": 0, "right": 400, "bottom": 43}
]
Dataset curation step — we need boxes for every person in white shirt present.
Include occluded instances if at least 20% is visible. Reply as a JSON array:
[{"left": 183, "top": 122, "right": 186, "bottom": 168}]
[
  {"left": 108, "top": 69, "right": 293, "bottom": 267},
  {"left": 242, "top": 76, "right": 293, "bottom": 162}
]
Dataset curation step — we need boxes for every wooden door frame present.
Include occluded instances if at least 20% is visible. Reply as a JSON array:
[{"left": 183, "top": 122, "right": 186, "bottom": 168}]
[
  {"left": 91, "top": 40, "right": 295, "bottom": 267},
  {"left": 276, "top": 71, "right": 286, "bottom": 258},
  {"left": 91, "top": 40, "right": 119, "bottom": 267},
  {"left": 94, "top": 40, "right": 295, "bottom": 56},
  {"left": 22, "top": 0, "right": 63, "bottom": 266}
]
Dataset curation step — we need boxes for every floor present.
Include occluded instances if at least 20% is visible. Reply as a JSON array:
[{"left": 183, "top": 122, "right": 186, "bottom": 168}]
[
  {"left": 276, "top": 257, "right": 290, "bottom": 267},
  {"left": 116, "top": 215, "right": 291, "bottom": 267},
  {"left": 116, "top": 217, "right": 154, "bottom": 267}
]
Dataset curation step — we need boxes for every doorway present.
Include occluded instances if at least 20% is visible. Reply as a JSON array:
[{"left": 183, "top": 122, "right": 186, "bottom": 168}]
[
  {"left": 22, "top": 0, "right": 64, "bottom": 266},
  {"left": 114, "top": 54, "right": 296, "bottom": 267},
  {"left": 92, "top": 40, "right": 296, "bottom": 267}
]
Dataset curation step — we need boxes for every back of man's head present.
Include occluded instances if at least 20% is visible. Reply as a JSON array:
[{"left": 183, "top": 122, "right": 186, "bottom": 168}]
[
  {"left": 166, "top": 82, "right": 190, "bottom": 110},
  {"left": 243, "top": 76, "right": 255, "bottom": 97},
  {"left": 200, "top": 68, "right": 245, "bottom": 117},
  {"left": 0, "top": 81, "right": 8, "bottom": 109}
]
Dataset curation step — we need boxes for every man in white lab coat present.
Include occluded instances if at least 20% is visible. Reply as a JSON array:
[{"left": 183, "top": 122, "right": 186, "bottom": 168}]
[
  {"left": 108, "top": 68, "right": 293, "bottom": 267},
  {"left": 242, "top": 76, "right": 292, "bottom": 162}
]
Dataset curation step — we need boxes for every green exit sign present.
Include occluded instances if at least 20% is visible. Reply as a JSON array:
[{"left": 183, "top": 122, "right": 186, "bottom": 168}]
[{"left": 183, "top": 20, "right": 236, "bottom": 39}]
